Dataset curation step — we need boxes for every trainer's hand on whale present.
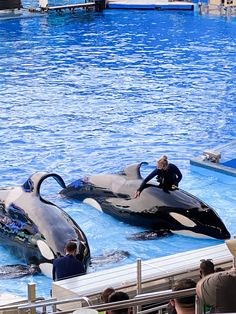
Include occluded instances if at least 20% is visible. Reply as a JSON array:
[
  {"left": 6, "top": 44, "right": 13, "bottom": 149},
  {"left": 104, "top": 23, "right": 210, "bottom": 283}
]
[
  {"left": 134, "top": 190, "right": 140, "bottom": 198},
  {"left": 172, "top": 185, "right": 179, "bottom": 190},
  {"left": 135, "top": 155, "right": 182, "bottom": 195}
]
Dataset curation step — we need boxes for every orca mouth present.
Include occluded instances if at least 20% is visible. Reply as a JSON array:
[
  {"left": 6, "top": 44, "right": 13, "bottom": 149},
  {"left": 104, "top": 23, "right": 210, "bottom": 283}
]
[
  {"left": 196, "top": 220, "right": 231, "bottom": 240},
  {"left": 168, "top": 210, "right": 230, "bottom": 240},
  {"left": 171, "top": 227, "right": 230, "bottom": 240},
  {"left": 212, "top": 227, "right": 230, "bottom": 240}
]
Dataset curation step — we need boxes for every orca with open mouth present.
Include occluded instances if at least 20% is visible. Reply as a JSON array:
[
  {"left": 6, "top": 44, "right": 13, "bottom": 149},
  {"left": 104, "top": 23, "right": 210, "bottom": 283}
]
[
  {"left": 0, "top": 172, "right": 91, "bottom": 277},
  {"left": 60, "top": 162, "right": 230, "bottom": 240}
]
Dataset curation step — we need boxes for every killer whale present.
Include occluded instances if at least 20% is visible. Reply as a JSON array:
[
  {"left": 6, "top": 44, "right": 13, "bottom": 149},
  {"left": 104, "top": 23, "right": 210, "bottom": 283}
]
[
  {"left": 0, "top": 172, "right": 91, "bottom": 276},
  {"left": 60, "top": 162, "right": 230, "bottom": 240},
  {"left": 0, "top": 264, "right": 40, "bottom": 279}
]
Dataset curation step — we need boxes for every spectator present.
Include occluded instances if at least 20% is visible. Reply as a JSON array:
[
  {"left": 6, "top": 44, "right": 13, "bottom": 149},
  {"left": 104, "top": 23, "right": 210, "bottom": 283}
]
[
  {"left": 99, "top": 287, "right": 115, "bottom": 314},
  {"left": 168, "top": 278, "right": 196, "bottom": 314},
  {"left": 101, "top": 287, "right": 116, "bottom": 303},
  {"left": 199, "top": 260, "right": 214, "bottom": 279},
  {"left": 108, "top": 291, "right": 130, "bottom": 314},
  {"left": 52, "top": 241, "right": 85, "bottom": 281},
  {"left": 199, "top": 260, "right": 215, "bottom": 313},
  {"left": 196, "top": 268, "right": 236, "bottom": 313}
]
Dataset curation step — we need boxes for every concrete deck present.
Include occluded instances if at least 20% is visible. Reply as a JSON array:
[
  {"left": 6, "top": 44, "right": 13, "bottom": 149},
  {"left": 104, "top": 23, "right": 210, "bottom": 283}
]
[
  {"left": 107, "top": 0, "right": 195, "bottom": 10},
  {"left": 190, "top": 157, "right": 236, "bottom": 177},
  {"left": 43, "top": 2, "right": 95, "bottom": 11},
  {"left": 190, "top": 140, "right": 236, "bottom": 177},
  {"left": 52, "top": 242, "right": 232, "bottom": 311},
  {"left": 0, "top": 294, "right": 26, "bottom": 307}
]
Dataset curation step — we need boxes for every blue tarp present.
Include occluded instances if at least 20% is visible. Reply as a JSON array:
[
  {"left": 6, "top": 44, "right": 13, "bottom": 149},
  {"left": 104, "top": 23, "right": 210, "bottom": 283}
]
[{"left": 221, "top": 159, "right": 236, "bottom": 169}]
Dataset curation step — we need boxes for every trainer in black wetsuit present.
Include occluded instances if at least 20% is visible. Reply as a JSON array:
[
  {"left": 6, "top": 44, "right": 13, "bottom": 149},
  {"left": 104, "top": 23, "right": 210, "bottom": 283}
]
[
  {"left": 52, "top": 241, "right": 85, "bottom": 281},
  {"left": 135, "top": 155, "right": 182, "bottom": 196}
]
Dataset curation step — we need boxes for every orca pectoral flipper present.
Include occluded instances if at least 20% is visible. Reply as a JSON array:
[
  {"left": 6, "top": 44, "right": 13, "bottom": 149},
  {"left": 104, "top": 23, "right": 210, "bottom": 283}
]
[
  {"left": 90, "top": 250, "right": 130, "bottom": 266},
  {"left": 39, "top": 263, "right": 53, "bottom": 278},
  {"left": 37, "top": 240, "right": 54, "bottom": 278},
  {"left": 37, "top": 240, "right": 55, "bottom": 260},
  {"left": 127, "top": 229, "right": 172, "bottom": 240},
  {"left": 0, "top": 264, "right": 39, "bottom": 279}
]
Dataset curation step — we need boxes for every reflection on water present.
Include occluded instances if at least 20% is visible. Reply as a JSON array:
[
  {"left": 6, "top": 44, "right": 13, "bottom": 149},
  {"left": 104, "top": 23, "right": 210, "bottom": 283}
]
[{"left": 0, "top": 9, "right": 236, "bottom": 298}]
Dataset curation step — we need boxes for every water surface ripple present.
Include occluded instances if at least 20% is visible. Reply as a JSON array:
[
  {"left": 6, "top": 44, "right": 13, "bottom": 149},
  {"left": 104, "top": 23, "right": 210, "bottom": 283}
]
[{"left": 0, "top": 10, "right": 236, "bottom": 297}]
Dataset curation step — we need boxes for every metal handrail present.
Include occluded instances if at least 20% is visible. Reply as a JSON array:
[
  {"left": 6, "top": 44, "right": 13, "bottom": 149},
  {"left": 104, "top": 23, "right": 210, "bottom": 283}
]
[
  {"left": 89, "top": 288, "right": 197, "bottom": 311},
  {"left": 0, "top": 297, "right": 44, "bottom": 311},
  {"left": 137, "top": 303, "right": 168, "bottom": 314},
  {"left": 87, "top": 288, "right": 202, "bottom": 314},
  {"left": 18, "top": 296, "right": 92, "bottom": 312},
  {"left": 16, "top": 288, "right": 198, "bottom": 314},
  {"left": 134, "top": 257, "right": 231, "bottom": 286}
]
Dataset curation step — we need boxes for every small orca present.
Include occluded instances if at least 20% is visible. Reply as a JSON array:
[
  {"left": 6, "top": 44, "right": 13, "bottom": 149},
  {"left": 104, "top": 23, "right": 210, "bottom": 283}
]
[
  {"left": 0, "top": 172, "right": 91, "bottom": 277},
  {"left": 60, "top": 162, "right": 230, "bottom": 240}
]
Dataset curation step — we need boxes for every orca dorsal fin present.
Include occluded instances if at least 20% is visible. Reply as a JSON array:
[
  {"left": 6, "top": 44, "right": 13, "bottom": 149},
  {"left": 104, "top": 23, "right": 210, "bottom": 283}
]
[
  {"left": 122, "top": 162, "right": 148, "bottom": 180},
  {"left": 22, "top": 172, "right": 66, "bottom": 199}
]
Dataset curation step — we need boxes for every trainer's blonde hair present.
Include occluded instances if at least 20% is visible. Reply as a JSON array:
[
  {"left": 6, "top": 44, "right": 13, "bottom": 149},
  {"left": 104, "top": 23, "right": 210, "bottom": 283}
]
[{"left": 157, "top": 155, "right": 168, "bottom": 170}]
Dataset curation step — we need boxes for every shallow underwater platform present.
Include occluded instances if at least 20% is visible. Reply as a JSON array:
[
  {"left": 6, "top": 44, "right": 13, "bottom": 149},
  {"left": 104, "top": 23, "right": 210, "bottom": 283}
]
[
  {"left": 107, "top": 0, "right": 195, "bottom": 10},
  {"left": 52, "top": 242, "right": 232, "bottom": 311}
]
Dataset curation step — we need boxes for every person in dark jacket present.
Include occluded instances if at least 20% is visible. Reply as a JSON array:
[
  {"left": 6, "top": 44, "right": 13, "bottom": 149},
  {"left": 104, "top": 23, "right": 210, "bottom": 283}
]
[
  {"left": 52, "top": 241, "right": 85, "bottom": 281},
  {"left": 135, "top": 155, "right": 182, "bottom": 196}
]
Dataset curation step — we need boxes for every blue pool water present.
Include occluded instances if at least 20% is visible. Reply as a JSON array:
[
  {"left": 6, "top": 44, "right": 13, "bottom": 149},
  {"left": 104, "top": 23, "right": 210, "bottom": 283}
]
[{"left": 1, "top": 8, "right": 236, "bottom": 298}]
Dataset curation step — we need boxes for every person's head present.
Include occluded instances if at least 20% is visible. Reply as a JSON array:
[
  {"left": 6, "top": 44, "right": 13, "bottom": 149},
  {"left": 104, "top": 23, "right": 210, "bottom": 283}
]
[
  {"left": 157, "top": 155, "right": 169, "bottom": 170},
  {"left": 200, "top": 259, "right": 214, "bottom": 278},
  {"left": 65, "top": 241, "right": 77, "bottom": 255},
  {"left": 108, "top": 291, "right": 130, "bottom": 314},
  {"left": 170, "top": 278, "right": 196, "bottom": 314},
  {"left": 197, "top": 269, "right": 236, "bottom": 313},
  {"left": 101, "top": 287, "right": 115, "bottom": 303}
]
